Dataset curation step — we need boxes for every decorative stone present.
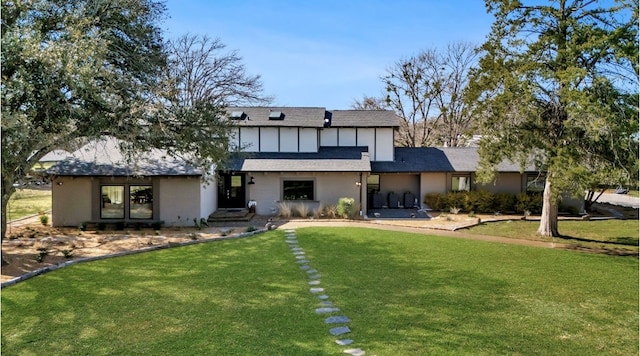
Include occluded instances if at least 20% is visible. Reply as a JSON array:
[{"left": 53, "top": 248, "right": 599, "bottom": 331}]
[
  {"left": 293, "top": 251, "right": 305, "bottom": 255},
  {"left": 325, "top": 316, "right": 351, "bottom": 324},
  {"left": 336, "top": 339, "right": 353, "bottom": 346},
  {"left": 317, "top": 294, "right": 330, "bottom": 300},
  {"left": 299, "top": 265, "right": 311, "bottom": 270},
  {"left": 306, "top": 269, "right": 318, "bottom": 274},
  {"left": 296, "top": 259, "right": 310, "bottom": 264},
  {"left": 310, "top": 288, "right": 324, "bottom": 294},
  {"left": 319, "top": 301, "right": 333, "bottom": 307},
  {"left": 343, "top": 348, "right": 365, "bottom": 355},
  {"left": 290, "top": 247, "right": 303, "bottom": 251},
  {"left": 316, "top": 307, "right": 340, "bottom": 314},
  {"left": 295, "top": 255, "right": 307, "bottom": 260},
  {"left": 329, "top": 326, "right": 350, "bottom": 335},
  {"left": 308, "top": 274, "right": 321, "bottom": 280},
  {"left": 308, "top": 280, "right": 320, "bottom": 285}
]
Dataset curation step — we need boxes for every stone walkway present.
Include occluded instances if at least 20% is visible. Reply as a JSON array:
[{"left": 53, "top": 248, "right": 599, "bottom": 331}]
[{"left": 285, "top": 229, "right": 366, "bottom": 356}]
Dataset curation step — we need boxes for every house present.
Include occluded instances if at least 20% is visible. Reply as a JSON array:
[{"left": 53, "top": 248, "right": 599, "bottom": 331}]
[{"left": 47, "top": 107, "right": 543, "bottom": 227}]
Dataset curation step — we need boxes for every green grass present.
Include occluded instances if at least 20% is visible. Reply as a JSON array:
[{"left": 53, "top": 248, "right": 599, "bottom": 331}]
[
  {"left": 2, "top": 227, "right": 638, "bottom": 355},
  {"left": 467, "top": 219, "right": 639, "bottom": 250},
  {"left": 7, "top": 189, "right": 51, "bottom": 221}
]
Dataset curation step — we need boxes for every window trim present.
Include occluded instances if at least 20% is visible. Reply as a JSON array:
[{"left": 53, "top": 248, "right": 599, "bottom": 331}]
[{"left": 97, "top": 180, "right": 157, "bottom": 221}]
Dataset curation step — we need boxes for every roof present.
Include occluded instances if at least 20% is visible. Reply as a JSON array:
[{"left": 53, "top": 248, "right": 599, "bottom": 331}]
[
  {"left": 47, "top": 137, "right": 201, "bottom": 177},
  {"left": 226, "top": 107, "right": 399, "bottom": 128},
  {"left": 39, "top": 150, "right": 72, "bottom": 162},
  {"left": 224, "top": 146, "right": 371, "bottom": 172},
  {"left": 371, "top": 147, "right": 537, "bottom": 173}
]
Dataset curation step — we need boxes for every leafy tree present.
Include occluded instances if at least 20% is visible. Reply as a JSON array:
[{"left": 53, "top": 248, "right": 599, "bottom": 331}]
[
  {"left": 469, "top": 0, "right": 638, "bottom": 236},
  {"left": 0, "top": 1, "right": 268, "bottom": 241}
]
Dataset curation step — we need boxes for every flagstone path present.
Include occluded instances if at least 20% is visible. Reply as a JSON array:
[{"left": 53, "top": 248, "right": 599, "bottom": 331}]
[{"left": 285, "top": 229, "right": 366, "bottom": 356}]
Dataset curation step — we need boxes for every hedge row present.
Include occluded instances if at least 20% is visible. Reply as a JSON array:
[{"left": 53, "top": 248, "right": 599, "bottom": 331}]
[{"left": 423, "top": 191, "right": 543, "bottom": 214}]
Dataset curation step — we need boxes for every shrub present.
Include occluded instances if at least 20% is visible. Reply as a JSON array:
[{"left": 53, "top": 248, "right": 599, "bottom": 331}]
[
  {"left": 246, "top": 226, "right": 258, "bottom": 232},
  {"left": 61, "top": 249, "right": 74, "bottom": 259},
  {"left": 39, "top": 215, "right": 49, "bottom": 226},
  {"left": 494, "top": 193, "right": 516, "bottom": 213},
  {"left": 515, "top": 192, "right": 543, "bottom": 214},
  {"left": 323, "top": 205, "right": 338, "bottom": 219},
  {"left": 336, "top": 197, "right": 355, "bottom": 219},
  {"left": 277, "top": 202, "right": 292, "bottom": 218},
  {"left": 471, "top": 190, "right": 494, "bottom": 213},
  {"left": 294, "top": 204, "right": 310, "bottom": 218},
  {"left": 423, "top": 193, "right": 443, "bottom": 211},
  {"left": 443, "top": 191, "right": 466, "bottom": 211}
]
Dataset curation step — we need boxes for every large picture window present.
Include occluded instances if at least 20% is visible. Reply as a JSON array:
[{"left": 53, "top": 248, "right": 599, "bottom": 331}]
[
  {"left": 451, "top": 175, "right": 471, "bottom": 192},
  {"left": 526, "top": 175, "right": 546, "bottom": 192},
  {"left": 283, "top": 180, "right": 314, "bottom": 201},
  {"left": 101, "top": 184, "right": 154, "bottom": 219},
  {"left": 130, "top": 185, "right": 153, "bottom": 219},
  {"left": 101, "top": 186, "right": 125, "bottom": 219}
]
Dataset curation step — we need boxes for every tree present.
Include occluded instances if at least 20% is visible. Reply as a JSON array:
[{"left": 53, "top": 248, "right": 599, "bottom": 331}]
[
  {"left": 468, "top": 0, "right": 638, "bottom": 236},
  {"left": 1, "top": 1, "right": 269, "bottom": 240},
  {"left": 359, "top": 42, "right": 478, "bottom": 147}
]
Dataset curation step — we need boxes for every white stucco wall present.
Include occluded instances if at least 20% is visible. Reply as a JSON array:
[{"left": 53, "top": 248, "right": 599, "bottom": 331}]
[
  {"left": 240, "top": 127, "right": 259, "bottom": 152},
  {"left": 260, "top": 127, "right": 279, "bottom": 152},
  {"left": 356, "top": 128, "right": 376, "bottom": 160},
  {"left": 299, "top": 128, "right": 318, "bottom": 152},
  {"left": 375, "top": 128, "right": 394, "bottom": 161},
  {"left": 159, "top": 177, "right": 202, "bottom": 226},
  {"left": 338, "top": 128, "right": 356, "bottom": 146},
  {"left": 280, "top": 127, "right": 299, "bottom": 152},
  {"left": 477, "top": 173, "right": 523, "bottom": 194},
  {"left": 52, "top": 177, "right": 92, "bottom": 226},
  {"left": 200, "top": 178, "right": 217, "bottom": 221},
  {"left": 320, "top": 128, "right": 338, "bottom": 146}
]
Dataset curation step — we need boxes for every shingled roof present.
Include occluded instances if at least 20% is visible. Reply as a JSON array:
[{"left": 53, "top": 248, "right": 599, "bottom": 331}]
[
  {"left": 47, "top": 137, "right": 201, "bottom": 177},
  {"left": 224, "top": 146, "right": 371, "bottom": 172},
  {"left": 371, "top": 147, "right": 537, "bottom": 173},
  {"left": 226, "top": 107, "right": 399, "bottom": 128}
]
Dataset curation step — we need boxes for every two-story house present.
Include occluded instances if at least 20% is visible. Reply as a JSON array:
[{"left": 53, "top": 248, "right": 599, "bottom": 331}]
[{"left": 47, "top": 107, "right": 542, "bottom": 227}]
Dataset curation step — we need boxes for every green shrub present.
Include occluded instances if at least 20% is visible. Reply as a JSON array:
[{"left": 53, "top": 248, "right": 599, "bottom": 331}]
[
  {"left": 336, "top": 197, "right": 355, "bottom": 219},
  {"left": 423, "top": 193, "right": 443, "bottom": 211},
  {"left": 463, "top": 190, "right": 494, "bottom": 213},
  {"left": 515, "top": 192, "right": 543, "bottom": 214},
  {"left": 494, "top": 193, "right": 516, "bottom": 213},
  {"left": 443, "top": 191, "right": 466, "bottom": 211},
  {"left": 39, "top": 214, "right": 48, "bottom": 226}
]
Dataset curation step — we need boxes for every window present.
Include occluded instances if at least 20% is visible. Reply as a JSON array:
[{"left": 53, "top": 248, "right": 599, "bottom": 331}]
[
  {"left": 101, "top": 184, "right": 154, "bottom": 219},
  {"left": 526, "top": 175, "right": 545, "bottom": 192},
  {"left": 283, "top": 180, "right": 314, "bottom": 201},
  {"left": 451, "top": 175, "right": 471, "bottom": 191},
  {"left": 101, "top": 186, "right": 125, "bottom": 219},
  {"left": 130, "top": 185, "right": 153, "bottom": 219},
  {"left": 367, "top": 174, "right": 380, "bottom": 195}
]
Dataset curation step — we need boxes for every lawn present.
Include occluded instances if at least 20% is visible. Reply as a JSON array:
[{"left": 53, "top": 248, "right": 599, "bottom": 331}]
[
  {"left": 467, "top": 219, "right": 639, "bottom": 251},
  {"left": 2, "top": 227, "right": 637, "bottom": 355},
  {"left": 6, "top": 189, "right": 51, "bottom": 221}
]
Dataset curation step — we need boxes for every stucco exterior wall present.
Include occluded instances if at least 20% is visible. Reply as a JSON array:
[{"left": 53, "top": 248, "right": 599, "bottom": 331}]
[
  {"left": 356, "top": 128, "right": 375, "bottom": 160},
  {"left": 52, "top": 177, "right": 92, "bottom": 227},
  {"left": 280, "top": 127, "right": 299, "bottom": 152},
  {"left": 240, "top": 127, "right": 259, "bottom": 152},
  {"left": 375, "top": 128, "right": 394, "bottom": 161},
  {"left": 245, "top": 172, "right": 364, "bottom": 216},
  {"left": 159, "top": 177, "right": 202, "bottom": 226},
  {"left": 299, "top": 128, "right": 318, "bottom": 152},
  {"left": 338, "top": 128, "right": 357, "bottom": 146},
  {"left": 477, "top": 173, "right": 523, "bottom": 194},
  {"left": 200, "top": 178, "right": 217, "bottom": 221},
  {"left": 320, "top": 128, "right": 338, "bottom": 146},
  {"left": 260, "top": 127, "right": 279, "bottom": 152},
  {"left": 377, "top": 174, "right": 420, "bottom": 207}
]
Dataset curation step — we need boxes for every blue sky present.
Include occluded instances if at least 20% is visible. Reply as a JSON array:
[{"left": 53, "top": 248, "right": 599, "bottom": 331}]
[{"left": 162, "top": 0, "right": 494, "bottom": 109}]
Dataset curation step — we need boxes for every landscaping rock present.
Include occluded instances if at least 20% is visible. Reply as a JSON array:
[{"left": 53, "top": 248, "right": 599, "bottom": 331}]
[
  {"left": 316, "top": 307, "right": 340, "bottom": 314},
  {"left": 325, "top": 316, "right": 351, "bottom": 324},
  {"left": 336, "top": 339, "right": 353, "bottom": 346},
  {"left": 343, "top": 348, "right": 365, "bottom": 355},
  {"left": 329, "top": 326, "right": 350, "bottom": 335},
  {"left": 310, "top": 288, "right": 324, "bottom": 294}
]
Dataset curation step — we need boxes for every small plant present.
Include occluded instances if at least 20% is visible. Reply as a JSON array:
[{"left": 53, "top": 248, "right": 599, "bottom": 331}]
[
  {"left": 277, "top": 202, "right": 292, "bottom": 218},
  {"left": 246, "top": 226, "right": 258, "bottom": 232},
  {"left": 294, "top": 204, "right": 310, "bottom": 218},
  {"left": 450, "top": 206, "right": 461, "bottom": 215},
  {"left": 189, "top": 232, "right": 198, "bottom": 240},
  {"left": 79, "top": 223, "right": 87, "bottom": 231},
  {"left": 34, "top": 244, "right": 49, "bottom": 263},
  {"left": 39, "top": 215, "right": 49, "bottom": 226},
  {"left": 336, "top": 197, "right": 355, "bottom": 218},
  {"left": 468, "top": 211, "right": 476, "bottom": 217},
  {"left": 61, "top": 249, "right": 74, "bottom": 259},
  {"left": 154, "top": 230, "right": 160, "bottom": 236}
]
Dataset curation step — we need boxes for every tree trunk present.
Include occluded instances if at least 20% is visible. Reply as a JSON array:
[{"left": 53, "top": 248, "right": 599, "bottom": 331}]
[
  {"left": 537, "top": 177, "right": 559, "bottom": 237},
  {"left": 1, "top": 181, "right": 14, "bottom": 266}
]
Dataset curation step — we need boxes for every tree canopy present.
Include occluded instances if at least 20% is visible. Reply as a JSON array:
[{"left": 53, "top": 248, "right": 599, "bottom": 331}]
[
  {"left": 469, "top": 0, "right": 639, "bottom": 236},
  {"left": 1, "top": 0, "right": 268, "bottom": 239}
]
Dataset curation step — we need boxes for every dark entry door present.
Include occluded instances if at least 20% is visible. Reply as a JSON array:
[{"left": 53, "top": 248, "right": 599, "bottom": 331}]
[{"left": 218, "top": 173, "right": 246, "bottom": 208}]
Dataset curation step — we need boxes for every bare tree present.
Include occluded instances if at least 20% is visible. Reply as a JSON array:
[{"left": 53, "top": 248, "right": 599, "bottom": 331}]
[
  {"left": 166, "top": 34, "right": 272, "bottom": 107},
  {"left": 435, "top": 42, "right": 478, "bottom": 147},
  {"left": 351, "top": 96, "right": 388, "bottom": 110}
]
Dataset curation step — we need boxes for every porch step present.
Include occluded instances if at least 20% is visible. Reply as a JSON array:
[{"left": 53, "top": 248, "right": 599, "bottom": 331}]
[{"left": 207, "top": 209, "right": 255, "bottom": 222}]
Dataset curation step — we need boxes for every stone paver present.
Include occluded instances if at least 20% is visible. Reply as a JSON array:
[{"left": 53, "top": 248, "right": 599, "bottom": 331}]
[
  {"left": 343, "top": 348, "right": 365, "bottom": 355},
  {"left": 317, "top": 294, "right": 330, "bottom": 300},
  {"left": 316, "top": 307, "right": 340, "bottom": 314},
  {"left": 336, "top": 339, "right": 354, "bottom": 346},
  {"left": 308, "top": 280, "right": 321, "bottom": 285},
  {"left": 310, "top": 287, "right": 324, "bottom": 293},
  {"left": 326, "top": 316, "right": 351, "bottom": 324},
  {"left": 330, "top": 326, "right": 351, "bottom": 335}
]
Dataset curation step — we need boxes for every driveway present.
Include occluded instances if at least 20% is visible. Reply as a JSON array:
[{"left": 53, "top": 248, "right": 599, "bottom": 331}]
[{"left": 596, "top": 193, "right": 639, "bottom": 208}]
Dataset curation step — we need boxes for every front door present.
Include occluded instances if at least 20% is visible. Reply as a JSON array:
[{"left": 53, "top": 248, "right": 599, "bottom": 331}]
[{"left": 218, "top": 172, "right": 246, "bottom": 209}]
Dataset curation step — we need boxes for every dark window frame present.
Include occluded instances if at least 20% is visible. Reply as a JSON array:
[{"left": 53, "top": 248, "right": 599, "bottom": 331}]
[{"left": 282, "top": 179, "right": 315, "bottom": 201}]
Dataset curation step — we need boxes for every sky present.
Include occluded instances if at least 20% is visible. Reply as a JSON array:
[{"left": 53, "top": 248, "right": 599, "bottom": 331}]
[{"left": 162, "top": 0, "right": 495, "bottom": 109}]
